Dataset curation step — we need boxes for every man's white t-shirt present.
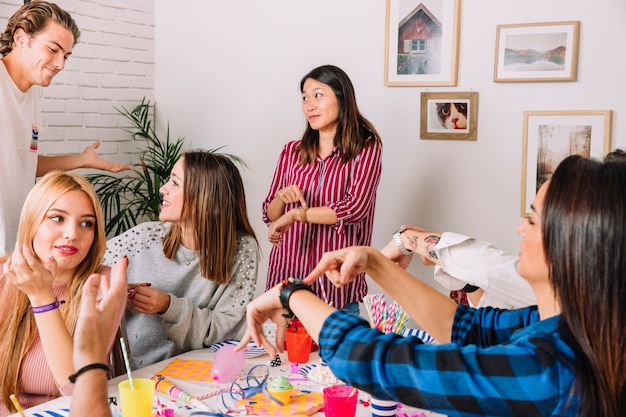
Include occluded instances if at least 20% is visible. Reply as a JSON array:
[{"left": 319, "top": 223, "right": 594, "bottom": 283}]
[{"left": 0, "top": 59, "right": 39, "bottom": 255}]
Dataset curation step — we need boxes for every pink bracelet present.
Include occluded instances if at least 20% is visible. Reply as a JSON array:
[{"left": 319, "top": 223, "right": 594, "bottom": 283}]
[{"left": 32, "top": 299, "right": 66, "bottom": 314}]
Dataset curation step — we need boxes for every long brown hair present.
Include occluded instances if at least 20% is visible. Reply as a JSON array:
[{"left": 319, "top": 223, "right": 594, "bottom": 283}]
[
  {"left": 543, "top": 155, "right": 626, "bottom": 416},
  {"left": 297, "top": 65, "right": 382, "bottom": 165},
  {"left": 0, "top": 1, "right": 80, "bottom": 56},
  {"left": 0, "top": 171, "right": 106, "bottom": 410},
  {"left": 162, "top": 151, "right": 257, "bottom": 284}
]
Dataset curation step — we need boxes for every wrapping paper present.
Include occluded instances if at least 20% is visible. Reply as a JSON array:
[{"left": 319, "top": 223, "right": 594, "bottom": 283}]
[
  {"left": 236, "top": 390, "right": 323, "bottom": 416},
  {"left": 155, "top": 358, "right": 214, "bottom": 381}
]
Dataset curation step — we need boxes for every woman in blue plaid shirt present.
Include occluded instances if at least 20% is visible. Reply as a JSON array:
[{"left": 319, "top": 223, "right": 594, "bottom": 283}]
[{"left": 239, "top": 154, "right": 625, "bottom": 417}]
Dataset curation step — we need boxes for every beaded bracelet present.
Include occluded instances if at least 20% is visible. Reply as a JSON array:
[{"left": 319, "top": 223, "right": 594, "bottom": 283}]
[
  {"left": 278, "top": 278, "right": 315, "bottom": 318},
  {"left": 31, "top": 299, "right": 66, "bottom": 314},
  {"left": 68, "top": 363, "right": 111, "bottom": 383}
]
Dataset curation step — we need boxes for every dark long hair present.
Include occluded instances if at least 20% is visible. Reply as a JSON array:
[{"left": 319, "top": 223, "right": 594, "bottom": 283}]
[
  {"left": 542, "top": 155, "right": 626, "bottom": 416},
  {"left": 162, "top": 151, "right": 257, "bottom": 284},
  {"left": 297, "top": 65, "right": 381, "bottom": 164}
]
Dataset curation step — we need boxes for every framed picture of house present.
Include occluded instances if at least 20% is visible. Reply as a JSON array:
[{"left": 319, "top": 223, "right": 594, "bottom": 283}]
[
  {"left": 521, "top": 110, "right": 612, "bottom": 216},
  {"left": 494, "top": 21, "right": 580, "bottom": 82},
  {"left": 384, "top": 0, "right": 460, "bottom": 86},
  {"left": 420, "top": 92, "right": 478, "bottom": 140}
]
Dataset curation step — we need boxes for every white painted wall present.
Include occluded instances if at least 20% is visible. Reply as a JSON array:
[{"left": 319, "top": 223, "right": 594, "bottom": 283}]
[
  {"left": 154, "top": 0, "right": 626, "bottom": 298},
  {"left": 3, "top": 0, "right": 624, "bottom": 303}
]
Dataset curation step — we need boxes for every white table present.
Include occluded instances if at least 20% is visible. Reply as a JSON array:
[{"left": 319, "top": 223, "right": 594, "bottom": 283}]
[{"left": 13, "top": 347, "right": 446, "bottom": 417}]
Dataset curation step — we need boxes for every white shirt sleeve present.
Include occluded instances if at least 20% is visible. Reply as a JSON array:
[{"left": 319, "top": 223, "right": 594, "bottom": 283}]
[{"left": 433, "top": 232, "right": 537, "bottom": 309}]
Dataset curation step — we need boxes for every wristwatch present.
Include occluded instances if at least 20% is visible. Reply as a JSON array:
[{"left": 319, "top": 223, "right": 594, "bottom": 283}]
[
  {"left": 392, "top": 227, "right": 413, "bottom": 255},
  {"left": 279, "top": 278, "right": 315, "bottom": 318}
]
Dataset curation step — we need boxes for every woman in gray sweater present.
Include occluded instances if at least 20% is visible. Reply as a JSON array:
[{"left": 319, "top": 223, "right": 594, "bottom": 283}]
[{"left": 105, "top": 150, "right": 259, "bottom": 369}]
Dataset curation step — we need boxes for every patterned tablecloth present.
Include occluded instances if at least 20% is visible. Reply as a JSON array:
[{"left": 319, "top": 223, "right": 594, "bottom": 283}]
[{"left": 13, "top": 335, "right": 446, "bottom": 417}]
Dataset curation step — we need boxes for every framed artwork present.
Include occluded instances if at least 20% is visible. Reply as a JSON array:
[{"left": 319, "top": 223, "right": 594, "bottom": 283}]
[
  {"left": 420, "top": 91, "right": 478, "bottom": 140},
  {"left": 494, "top": 21, "right": 580, "bottom": 82},
  {"left": 521, "top": 110, "right": 612, "bottom": 216},
  {"left": 384, "top": 0, "right": 460, "bottom": 86}
]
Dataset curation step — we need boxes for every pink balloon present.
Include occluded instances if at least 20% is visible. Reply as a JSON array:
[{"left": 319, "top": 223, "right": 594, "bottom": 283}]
[{"left": 210, "top": 344, "right": 245, "bottom": 382}]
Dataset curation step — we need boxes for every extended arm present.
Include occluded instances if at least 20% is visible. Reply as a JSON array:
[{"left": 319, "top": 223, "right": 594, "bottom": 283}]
[
  {"left": 305, "top": 246, "right": 458, "bottom": 343},
  {"left": 383, "top": 228, "right": 536, "bottom": 309},
  {"left": 239, "top": 244, "right": 457, "bottom": 358},
  {"left": 37, "top": 140, "right": 130, "bottom": 176},
  {"left": 433, "top": 232, "right": 535, "bottom": 308},
  {"left": 70, "top": 258, "right": 128, "bottom": 417},
  {"left": 69, "top": 368, "right": 110, "bottom": 417}
]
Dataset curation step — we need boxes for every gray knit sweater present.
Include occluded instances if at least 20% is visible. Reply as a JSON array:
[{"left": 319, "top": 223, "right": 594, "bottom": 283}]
[{"left": 104, "top": 222, "right": 259, "bottom": 369}]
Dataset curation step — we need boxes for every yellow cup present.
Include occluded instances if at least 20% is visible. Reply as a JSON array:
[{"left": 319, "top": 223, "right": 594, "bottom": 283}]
[{"left": 118, "top": 378, "right": 155, "bottom": 417}]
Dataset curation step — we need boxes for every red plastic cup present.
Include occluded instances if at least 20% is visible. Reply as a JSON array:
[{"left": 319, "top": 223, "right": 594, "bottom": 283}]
[
  {"left": 286, "top": 326, "right": 312, "bottom": 363},
  {"left": 323, "top": 385, "right": 358, "bottom": 417},
  {"left": 284, "top": 318, "right": 318, "bottom": 352}
]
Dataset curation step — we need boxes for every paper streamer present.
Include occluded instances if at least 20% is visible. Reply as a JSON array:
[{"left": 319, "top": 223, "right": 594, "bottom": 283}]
[{"left": 152, "top": 374, "right": 209, "bottom": 411}]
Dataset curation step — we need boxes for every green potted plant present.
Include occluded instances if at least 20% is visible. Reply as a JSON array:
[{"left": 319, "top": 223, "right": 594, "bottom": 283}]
[{"left": 87, "top": 98, "right": 244, "bottom": 236}]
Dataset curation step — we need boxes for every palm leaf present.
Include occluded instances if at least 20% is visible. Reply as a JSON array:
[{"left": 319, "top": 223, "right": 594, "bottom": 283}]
[{"left": 86, "top": 98, "right": 245, "bottom": 236}]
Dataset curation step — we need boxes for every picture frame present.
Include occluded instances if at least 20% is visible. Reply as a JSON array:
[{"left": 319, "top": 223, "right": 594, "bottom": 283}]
[
  {"left": 420, "top": 91, "right": 478, "bottom": 140},
  {"left": 494, "top": 21, "right": 580, "bottom": 82},
  {"left": 384, "top": 0, "right": 461, "bottom": 86},
  {"left": 521, "top": 110, "right": 612, "bottom": 216}
]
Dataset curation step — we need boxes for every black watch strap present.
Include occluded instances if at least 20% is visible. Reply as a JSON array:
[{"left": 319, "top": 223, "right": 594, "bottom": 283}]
[
  {"left": 279, "top": 278, "right": 315, "bottom": 318},
  {"left": 462, "top": 284, "right": 480, "bottom": 293}
]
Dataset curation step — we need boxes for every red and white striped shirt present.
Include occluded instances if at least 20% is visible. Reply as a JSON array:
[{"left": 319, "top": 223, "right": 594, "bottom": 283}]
[{"left": 262, "top": 138, "right": 382, "bottom": 308}]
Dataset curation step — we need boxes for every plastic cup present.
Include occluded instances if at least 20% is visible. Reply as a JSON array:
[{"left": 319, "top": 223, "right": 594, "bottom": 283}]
[
  {"left": 286, "top": 327, "right": 312, "bottom": 363},
  {"left": 323, "top": 385, "right": 357, "bottom": 417},
  {"left": 118, "top": 378, "right": 155, "bottom": 417},
  {"left": 371, "top": 396, "right": 398, "bottom": 416}
]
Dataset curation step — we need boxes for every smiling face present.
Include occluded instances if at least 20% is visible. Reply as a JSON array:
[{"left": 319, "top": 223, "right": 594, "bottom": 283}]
[
  {"left": 517, "top": 181, "right": 550, "bottom": 284},
  {"left": 32, "top": 190, "right": 96, "bottom": 275},
  {"left": 11, "top": 21, "right": 74, "bottom": 91},
  {"left": 301, "top": 78, "right": 340, "bottom": 136},
  {"left": 159, "top": 157, "right": 185, "bottom": 223}
]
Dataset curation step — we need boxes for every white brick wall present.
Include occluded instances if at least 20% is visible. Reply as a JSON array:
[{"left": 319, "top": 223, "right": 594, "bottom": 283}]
[{"left": 0, "top": 0, "right": 155, "bottom": 165}]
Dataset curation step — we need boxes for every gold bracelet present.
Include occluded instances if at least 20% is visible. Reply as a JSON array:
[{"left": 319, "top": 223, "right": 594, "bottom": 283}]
[{"left": 299, "top": 206, "right": 308, "bottom": 223}]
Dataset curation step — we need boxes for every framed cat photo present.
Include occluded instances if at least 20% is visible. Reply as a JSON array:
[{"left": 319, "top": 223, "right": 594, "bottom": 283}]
[
  {"left": 384, "top": 0, "right": 461, "bottom": 86},
  {"left": 521, "top": 110, "right": 612, "bottom": 216},
  {"left": 494, "top": 21, "right": 580, "bottom": 82},
  {"left": 420, "top": 91, "right": 478, "bottom": 140}
]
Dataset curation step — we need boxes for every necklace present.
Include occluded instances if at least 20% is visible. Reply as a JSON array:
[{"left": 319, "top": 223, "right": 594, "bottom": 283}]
[{"left": 181, "top": 249, "right": 197, "bottom": 266}]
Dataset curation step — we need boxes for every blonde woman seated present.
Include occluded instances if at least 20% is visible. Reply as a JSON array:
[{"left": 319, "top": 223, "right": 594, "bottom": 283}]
[{"left": 0, "top": 172, "right": 121, "bottom": 416}]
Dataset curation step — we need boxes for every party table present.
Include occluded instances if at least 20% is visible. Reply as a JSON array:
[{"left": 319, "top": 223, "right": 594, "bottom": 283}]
[{"left": 11, "top": 346, "right": 447, "bottom": 417}]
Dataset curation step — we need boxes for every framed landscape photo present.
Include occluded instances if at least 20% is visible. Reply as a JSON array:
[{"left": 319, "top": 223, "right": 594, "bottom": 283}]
[
  {"left": 420, "top": 91, "right": 478, "bottom": 140},
  {"left": 384, "top": 0, "right": 460, "bottom": 86},
  {"left": 494, "top": 21, "right": 580, "bottom": 82},
  {"left": 521, "top": 110, "right": 612, "bottom": 216}
]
